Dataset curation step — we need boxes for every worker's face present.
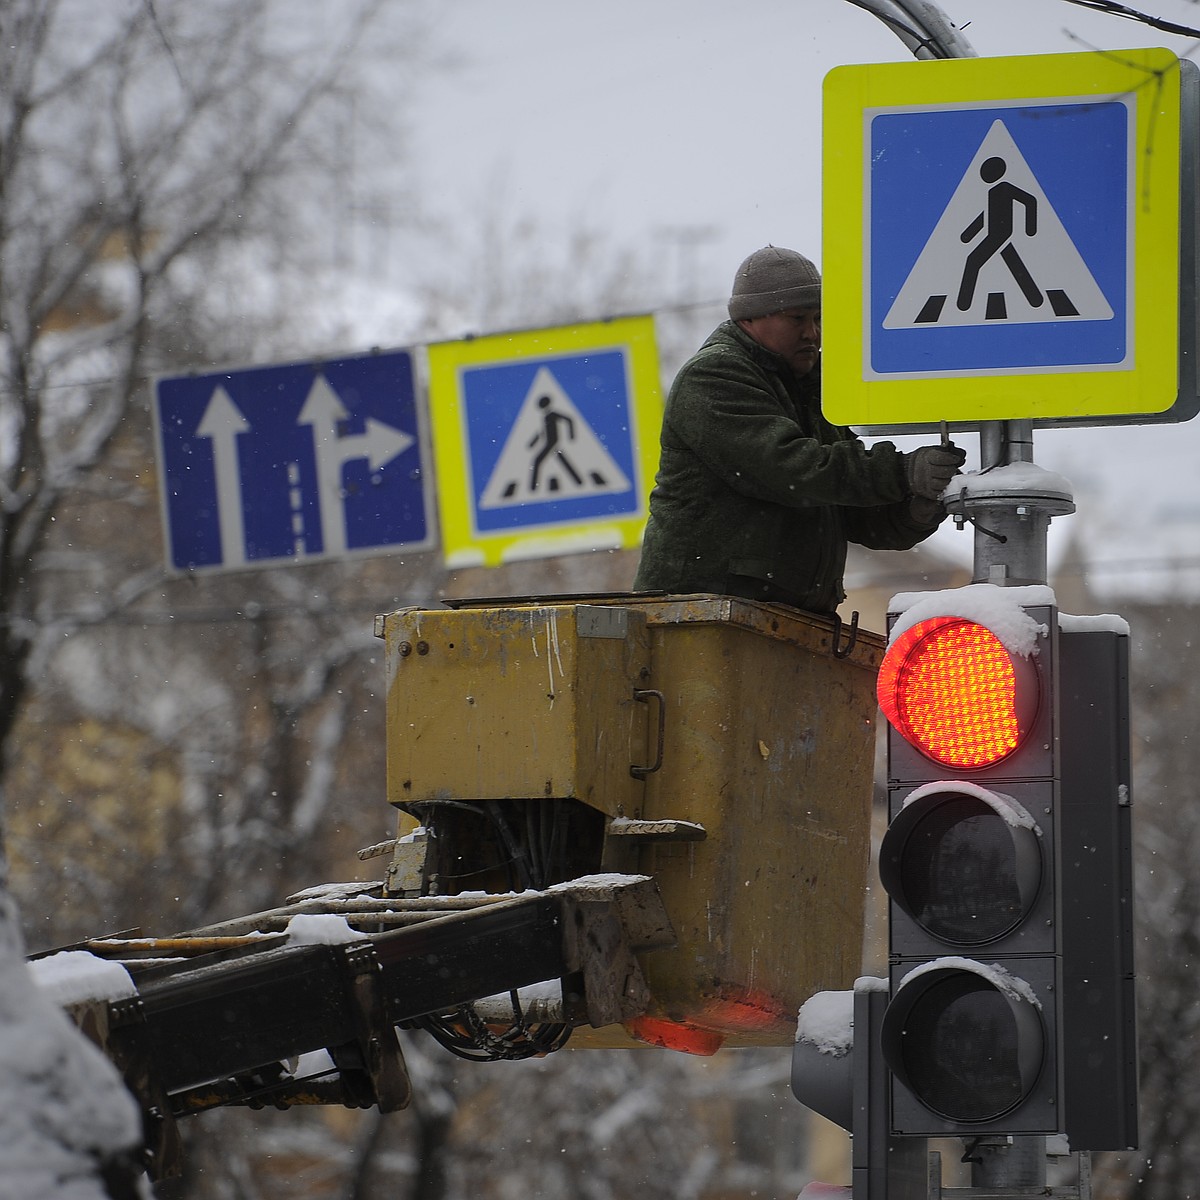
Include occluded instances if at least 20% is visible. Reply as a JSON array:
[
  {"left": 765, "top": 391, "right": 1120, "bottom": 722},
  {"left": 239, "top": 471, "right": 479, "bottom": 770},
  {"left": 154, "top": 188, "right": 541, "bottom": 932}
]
[{"left": 740, "top": 308, "right": 821, "bottom": 375}]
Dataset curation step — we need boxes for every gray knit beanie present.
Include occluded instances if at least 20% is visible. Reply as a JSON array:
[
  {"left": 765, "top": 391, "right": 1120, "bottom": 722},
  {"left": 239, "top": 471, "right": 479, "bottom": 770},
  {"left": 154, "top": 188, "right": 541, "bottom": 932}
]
[{"left": 728, "top": 246, "right": 821, "bottom": 320}]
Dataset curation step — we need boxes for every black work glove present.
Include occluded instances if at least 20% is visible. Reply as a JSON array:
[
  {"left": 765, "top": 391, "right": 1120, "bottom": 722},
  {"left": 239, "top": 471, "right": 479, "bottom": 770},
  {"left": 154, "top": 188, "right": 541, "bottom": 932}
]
[
  {"left": 904, "top": 443, "right": 966, "bottom": 501},
  {"left": 909, "top": 495, "right": 947, "bottom": 526}
]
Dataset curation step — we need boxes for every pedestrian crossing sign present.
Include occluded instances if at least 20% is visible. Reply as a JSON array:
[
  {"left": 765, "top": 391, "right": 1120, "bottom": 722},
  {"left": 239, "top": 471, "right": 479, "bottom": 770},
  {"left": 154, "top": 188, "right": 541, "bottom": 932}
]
[
  {"left": 426, "top": 317, "right": 662, "bottom": 567},
  {"left": 822, "top": 48, "right": 1184, "bottom": 426}
]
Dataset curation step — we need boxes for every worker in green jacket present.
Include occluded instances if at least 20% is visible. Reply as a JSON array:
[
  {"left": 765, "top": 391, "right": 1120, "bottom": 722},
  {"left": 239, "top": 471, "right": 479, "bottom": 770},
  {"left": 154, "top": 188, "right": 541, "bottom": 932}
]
[{"left": 633, "top": 246, "right": 964, "bottom": 616}]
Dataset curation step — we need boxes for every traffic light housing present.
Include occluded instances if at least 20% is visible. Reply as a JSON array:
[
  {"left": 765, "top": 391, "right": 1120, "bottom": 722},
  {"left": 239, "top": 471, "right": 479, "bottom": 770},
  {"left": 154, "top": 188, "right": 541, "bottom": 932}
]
[
  {"left": 876, "top": 587, "right": 1137, "bottom": 1149},
  {"left": 1056, "top": 619, "right": 1138, "bottom": 1149}
]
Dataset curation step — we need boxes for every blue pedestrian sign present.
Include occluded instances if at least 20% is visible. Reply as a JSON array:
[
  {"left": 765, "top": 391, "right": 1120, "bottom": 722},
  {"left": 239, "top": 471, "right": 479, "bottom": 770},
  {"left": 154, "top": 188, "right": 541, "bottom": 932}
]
[
  {"left": 822, "top": 49, "right": 1186, "bottom": 427},
  {"left": 869, "top": 103, "right": 1128, "bottom": 376},
  {"left": 426, "top": 317, "right": 661, "bottom": 568},
  {"left": 464, "top": 354, "right": 635, "bottom": 531},
  {"left": 153, "top": 350, "right": 431, "bottom": 573}
]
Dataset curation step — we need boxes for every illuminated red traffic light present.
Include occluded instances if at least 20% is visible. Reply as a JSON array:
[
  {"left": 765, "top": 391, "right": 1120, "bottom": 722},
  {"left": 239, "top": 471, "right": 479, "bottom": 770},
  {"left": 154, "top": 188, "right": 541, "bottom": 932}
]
[{"left": 877, "top": 616, "right": 1038, "bottom": 770}]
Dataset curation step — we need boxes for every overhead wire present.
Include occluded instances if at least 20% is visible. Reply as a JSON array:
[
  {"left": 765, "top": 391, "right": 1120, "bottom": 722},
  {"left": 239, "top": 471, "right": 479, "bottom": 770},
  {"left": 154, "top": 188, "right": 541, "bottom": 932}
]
[{"left": 1059, "top": 0, "right": 1200, "bottom": 39}]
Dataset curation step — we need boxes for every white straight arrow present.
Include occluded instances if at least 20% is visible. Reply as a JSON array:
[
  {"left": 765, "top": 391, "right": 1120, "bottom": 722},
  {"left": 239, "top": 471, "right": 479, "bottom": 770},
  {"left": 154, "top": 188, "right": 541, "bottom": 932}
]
[
  {"left": 297, "top": 374, "right": 415, "bottom": 558},
  {"left": 196, "top": 385, "right": 250, "bottom": 568}
]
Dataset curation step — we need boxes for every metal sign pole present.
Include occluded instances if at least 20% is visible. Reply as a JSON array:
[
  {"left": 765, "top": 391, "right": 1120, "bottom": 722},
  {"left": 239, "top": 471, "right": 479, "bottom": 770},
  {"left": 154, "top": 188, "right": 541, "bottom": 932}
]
[{"left": 957, "top": 418, "right": 1074, "bottom": 587}]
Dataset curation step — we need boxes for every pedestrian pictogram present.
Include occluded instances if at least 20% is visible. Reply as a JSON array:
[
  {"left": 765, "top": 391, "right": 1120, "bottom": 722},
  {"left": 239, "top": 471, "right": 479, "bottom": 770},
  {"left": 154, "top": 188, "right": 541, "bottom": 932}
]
[
  {"left": 154, "top": 350, "right": 430, "bottom": 573},
  {"left": 884, "top": 119, "right": 1113, "bottom": 330},
  {"left": 479, "top": 366, "right": 631, "bottom": 508},
  {"left": 425, "top": 317, "right": 662, "bottom": 568}
]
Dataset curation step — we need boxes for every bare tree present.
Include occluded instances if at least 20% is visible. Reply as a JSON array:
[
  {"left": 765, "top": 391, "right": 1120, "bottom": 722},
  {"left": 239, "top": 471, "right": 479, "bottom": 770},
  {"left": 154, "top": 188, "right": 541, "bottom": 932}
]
[
  {"left": 408, "top": 191, "right": 667, "bottom": 341},
  {"left": 0, "top": 2, "right": 427, "bottom": 1192},
  {"left": 0, "top": 0, "right": 420, "bottom": 804}
]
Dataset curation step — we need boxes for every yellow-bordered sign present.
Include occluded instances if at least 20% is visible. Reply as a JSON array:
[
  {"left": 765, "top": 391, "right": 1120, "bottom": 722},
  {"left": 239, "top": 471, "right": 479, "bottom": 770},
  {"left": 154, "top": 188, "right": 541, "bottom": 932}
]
[
  {"left": 426, "top": 316, "right": 662, "bottom": 568},
  {"left": 822, "top": 48, "right": 1181, "bottom": 426}
]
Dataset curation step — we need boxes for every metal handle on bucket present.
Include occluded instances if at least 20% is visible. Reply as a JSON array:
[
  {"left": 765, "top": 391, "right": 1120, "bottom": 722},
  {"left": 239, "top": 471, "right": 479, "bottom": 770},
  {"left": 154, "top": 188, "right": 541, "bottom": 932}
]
[
  {"left": 631, "top": 688, "right": 665, "bottom": 778},
  {"left": 832, "top": 610, "right": 860, "bottom": 660}
]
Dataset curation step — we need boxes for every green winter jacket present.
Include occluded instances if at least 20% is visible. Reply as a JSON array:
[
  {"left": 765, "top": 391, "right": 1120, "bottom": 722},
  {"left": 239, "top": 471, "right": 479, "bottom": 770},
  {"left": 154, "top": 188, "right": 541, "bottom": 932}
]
[{"left": 633, "top": 320, "right": 938, "bottom": 615}]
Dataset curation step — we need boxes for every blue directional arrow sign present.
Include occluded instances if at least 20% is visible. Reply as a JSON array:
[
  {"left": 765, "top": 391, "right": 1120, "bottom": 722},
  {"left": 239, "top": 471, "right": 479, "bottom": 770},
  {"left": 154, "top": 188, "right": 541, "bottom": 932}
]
[{"left": 153, "top": 350, "right": 430, "bottom": 573}]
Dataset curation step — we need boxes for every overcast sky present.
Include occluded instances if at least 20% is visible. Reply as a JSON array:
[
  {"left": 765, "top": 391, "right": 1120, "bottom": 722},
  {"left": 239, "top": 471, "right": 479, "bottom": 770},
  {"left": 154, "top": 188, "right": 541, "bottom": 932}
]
[
  {"left": 402, "top": 0, "right": 1200, "bottom": 597},
  {"left": 409, "top": 0, "right": 1200, "bottom": 281}
]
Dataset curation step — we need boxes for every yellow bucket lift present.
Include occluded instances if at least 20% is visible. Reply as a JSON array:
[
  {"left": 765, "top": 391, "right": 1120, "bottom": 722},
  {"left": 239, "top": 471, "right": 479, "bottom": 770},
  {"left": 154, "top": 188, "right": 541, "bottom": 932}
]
[
  {"left": 43, "top": 594, "right": 886, "bottom": 1179},
  {"left": 380, "top": 594, "right": 883, "bottom": 1053}
]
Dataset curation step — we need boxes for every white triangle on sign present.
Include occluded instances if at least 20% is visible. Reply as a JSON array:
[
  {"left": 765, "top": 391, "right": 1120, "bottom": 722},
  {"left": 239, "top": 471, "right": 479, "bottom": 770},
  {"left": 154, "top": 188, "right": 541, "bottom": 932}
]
[
  {"left": 882, "top": 119, "right": 1115, "bottom": 330},
  {"left": 479, "top": 366, "right": 631, "bottom": 509}
]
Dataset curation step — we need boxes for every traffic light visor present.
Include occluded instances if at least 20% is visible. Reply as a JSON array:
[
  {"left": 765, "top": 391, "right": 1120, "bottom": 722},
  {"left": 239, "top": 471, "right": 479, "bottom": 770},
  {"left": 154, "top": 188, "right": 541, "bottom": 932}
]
[
  {"left": 880, "top": 785, "right": 1044, "bottom": 946},
  {"left": 878, "top": 616, "right": 1038, "bottom": 769},
  {"left": 883, "top": 963, "right": 1047, "bottom": 1124}
]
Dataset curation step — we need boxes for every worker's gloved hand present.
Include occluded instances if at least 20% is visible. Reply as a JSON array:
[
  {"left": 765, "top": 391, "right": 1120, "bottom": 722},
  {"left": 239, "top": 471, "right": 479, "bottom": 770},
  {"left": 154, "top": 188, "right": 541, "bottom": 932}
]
[
  {"left": 904, "top": 443, "right": 966, "bottom": 500},
  {"left": 909, "top": 495, "right": 947, "bottom": 526}
]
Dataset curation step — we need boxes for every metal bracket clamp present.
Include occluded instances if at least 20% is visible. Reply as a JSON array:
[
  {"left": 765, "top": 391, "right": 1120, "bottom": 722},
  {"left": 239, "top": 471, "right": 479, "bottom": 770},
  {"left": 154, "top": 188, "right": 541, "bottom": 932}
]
[
  {"left": 103, "top": 995, "right": 185, "bottom": 1181},
  {"left": 560, "top": 898, "right": 653, "bottom": 1029},
  {"left": 944, "top": 472, "right": 1075, "bottom": 587},
  {"left": 336, "top": 941, "right": 412, "bottom": 1112}
]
